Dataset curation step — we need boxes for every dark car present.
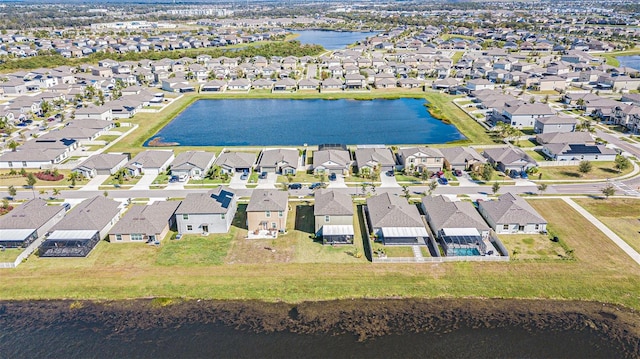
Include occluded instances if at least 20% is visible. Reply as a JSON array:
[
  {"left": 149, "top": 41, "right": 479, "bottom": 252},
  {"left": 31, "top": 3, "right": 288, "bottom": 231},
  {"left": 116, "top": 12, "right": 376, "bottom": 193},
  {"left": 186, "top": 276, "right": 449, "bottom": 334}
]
[
  {"left": 169, "top": 176, "right": 178, "bottom": 183},
  {"left": 259, "top": 172, "right": 267, "bottom": 179},
  {"left": 240, "top": 171, "right": 249, "bottom": 180},
  {"left": 309, "top": 182, "right": 324, "bottom": 189},
  {"left": 288, "top": 183, "right": 302, "bottom": 190},
  {"left": 508, "top": 170, "right": 519, "bottom": 179},
  {"left": 438, "top": 177, "right": 449, "bottom": 185},
  {"left": 454, "top": 169, "right": 463, "bottom": 177},
  {"left": 520, "top": 170, "right": 529, "bottom": 179},
  {"left": 329, "top": 173, "right": 337, "bottom": 181},
  {"left": 386, "top": 170, "right": 395, "bottom": 177}
]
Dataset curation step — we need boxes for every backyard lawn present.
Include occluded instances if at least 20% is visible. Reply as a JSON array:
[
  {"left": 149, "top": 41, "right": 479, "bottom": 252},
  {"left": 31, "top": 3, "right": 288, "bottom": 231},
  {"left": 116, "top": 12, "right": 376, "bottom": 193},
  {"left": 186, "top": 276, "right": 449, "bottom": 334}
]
[
  {"left": 0, "top": 248, "right": 22, "bottom": 263},
  {"left": 573, "top": 198, "right": 640, "bottom": 254},
  {"left": 498, "top": 233, "right": 570, "bottom": 261}
]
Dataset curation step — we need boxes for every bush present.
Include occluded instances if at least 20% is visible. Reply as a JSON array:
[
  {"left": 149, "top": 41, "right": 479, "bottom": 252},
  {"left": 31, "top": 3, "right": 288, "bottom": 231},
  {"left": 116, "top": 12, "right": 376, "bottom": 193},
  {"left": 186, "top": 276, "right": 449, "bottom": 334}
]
[{"left": 35, "top": 171, "right": 64, "bottom": 181}]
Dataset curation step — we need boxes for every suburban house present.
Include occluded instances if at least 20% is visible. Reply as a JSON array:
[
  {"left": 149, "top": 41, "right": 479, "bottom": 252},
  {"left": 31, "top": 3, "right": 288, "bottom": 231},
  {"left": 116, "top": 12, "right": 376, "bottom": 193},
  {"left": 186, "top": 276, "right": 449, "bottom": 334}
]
[
  {"left": 0, "top": 146, "right": 70, "bottom": 169},
  {"left": 108, "top": 201, "right": 180, "bottom": 243},
  {"left": 175, "top": 187, "right": 238, "bottom": 235},
  {"left": 0, "top": 199, "right": 66, "bottom": 249},
  {"left": 170, "top": 151, "right": 216, "bottom": 180},
  {"left": 439, "top": 146, "right": 487, "bottom": 171},
  {"left": 422, "top": 195, "right": 490, "bottom": 256},
  {"left": 312, "top": 148, "right": 352, "bottom": 175},
  {"left": 365, "top": 193, "right": 428, "bottom": 245},
  {"left": 533, "top": 115, "right": 578, "bottom": 134},
  {"left": 246, "top": 189, "right": 289, "bottom": 238},
  {"left": 125, "top": 150, "right": 174, "bottom": 176},
  {"left": 314, "top": 189, "right": 354, "bottom": 245},
  {"left": 214, "top": 151, "right": 257, "bottom": 174},
  {"left": 256, "top": 148, "right": 300, "bottom": 175},
  {"left": 354, "top": 147, "right": 396, "bottom": 173},
  {"left": 482, "top": 147, "right": 538, "bottom": 172},
  {"left": 536, "top": 131, "right": 595, "bottom": 145},
  {"left": 72, "top": 153, "right": 129, "bottom": 178},
  {"left": 39, "top": 196, "right": 122, "bottom": 257},
  {"left": 478, "top": 192, "right": 547, "bottom": 234},
  {"left": 542, "top": 143, "right": 617, "bottom": 161},
  {"left": 397, "top": 147, "right": 445, "bottom": 173},
  {"left": 502, "top": 102, "right": 555, "bottom": 128}
]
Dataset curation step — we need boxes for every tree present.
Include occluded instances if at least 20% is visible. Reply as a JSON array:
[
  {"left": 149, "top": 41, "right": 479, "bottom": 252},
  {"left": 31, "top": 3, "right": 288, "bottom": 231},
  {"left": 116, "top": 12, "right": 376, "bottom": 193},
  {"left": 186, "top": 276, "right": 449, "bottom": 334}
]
[
  {"left": 68, "top": 172, "right": 80, "bottom": 187},
  {"left": 26, "top": 173, "right": 37, "bottom": 188},
  {"left": 578, "top": 160, "right": 592, "bottom": 176},
  {"left": 601, "top": 184, "right": 615, "bottom": 199},
  {"left": 103, "top": 190, "right": 109, "bottom": 197},
  {"left": 537, "top": 183, "right": 548, "bottom": 195},
  {"left": 52, "top": 188, "right": 60, "bottom": 198},
  {"left": 614, "top": 155, "right": 630, "bottom": 173},
  {"left": 7, "top": 140, "right": 18, "bottom": 152},
  {"left": 577, "top": 119, "right": 595, "bottom": 133},
  {"left": 481, "top": 163, "right": 494, "bottom": 182},
  {"left": 492, "top": 181, "right": 501, "bottom": 195},
  {"left": 427, "top": 180, "right": 438, "bottom": 195},
  {"left": 7, "top": 185, "right": 16, "bottom": 199},
  {"left": 402, "top": 185, "right": 410, "bottom": 199}
]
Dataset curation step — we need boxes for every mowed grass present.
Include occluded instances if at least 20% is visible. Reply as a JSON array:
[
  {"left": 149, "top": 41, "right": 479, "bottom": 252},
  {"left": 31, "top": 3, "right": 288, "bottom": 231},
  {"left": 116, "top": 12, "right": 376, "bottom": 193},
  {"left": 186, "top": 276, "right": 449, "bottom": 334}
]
[
  {"left": 1, "top": 199, "right": 640, "bottom": 311},
  {"left": 574, "top": 198, "right": 640, "bottom": 254},
  {"left": 537, "top": 162, "right": 632, "bottom": 180},
  {"left": 0, "top": 248, "right": 22, "bottom": 263},
  {"left": 156, "top": 233, "right": 235, "bottom": 266},
  {"left": 498, "top": 233, "right": 569, "bottom": 260}
]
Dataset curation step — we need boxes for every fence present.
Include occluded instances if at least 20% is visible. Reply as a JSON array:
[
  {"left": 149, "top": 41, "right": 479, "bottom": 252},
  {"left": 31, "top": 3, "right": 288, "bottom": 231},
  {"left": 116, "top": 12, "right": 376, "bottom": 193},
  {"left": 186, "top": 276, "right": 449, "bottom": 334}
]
[
  {"left": 0, "top": 236, "right": 45, "bottom": 269},
  {"left": 537, "top": 160, "right": 581, "bottom": 167},
  {"left": 372, "top": 255, "right": 510, "bottom": 263}
]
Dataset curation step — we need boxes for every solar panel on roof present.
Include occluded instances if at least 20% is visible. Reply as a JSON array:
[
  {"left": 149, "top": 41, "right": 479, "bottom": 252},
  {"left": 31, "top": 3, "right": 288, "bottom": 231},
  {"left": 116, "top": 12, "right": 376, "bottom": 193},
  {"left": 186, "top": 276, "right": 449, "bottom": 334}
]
[
  {"left": 566, "top": 144, "right": 602, "bottom": 154},
  {"left": 212, "top": 190, "right": 234, "bottom": 209}
]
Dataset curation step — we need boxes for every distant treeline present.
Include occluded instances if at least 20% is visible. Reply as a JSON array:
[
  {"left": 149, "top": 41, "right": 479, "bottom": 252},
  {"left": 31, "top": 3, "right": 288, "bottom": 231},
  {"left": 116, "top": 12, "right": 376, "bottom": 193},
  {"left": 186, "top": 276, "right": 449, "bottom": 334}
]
[{"left": 0, "top": 41, "right": 325, "bottom": 71}]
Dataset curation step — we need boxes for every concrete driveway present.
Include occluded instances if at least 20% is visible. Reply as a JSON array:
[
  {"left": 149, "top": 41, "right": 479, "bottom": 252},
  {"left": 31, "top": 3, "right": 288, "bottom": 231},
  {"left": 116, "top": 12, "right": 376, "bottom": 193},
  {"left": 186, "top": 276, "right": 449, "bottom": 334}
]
[
  {"left": 131, "top": 173, "right": 157, "bottom": 190},
  {"left": 256, "top": 172, "right": 277, "bottom": 189},
  {"left": 166, "top": 179, "right": 186, "bottom": 190},
  {"left": 229, "top": 172, "right": 248, "bottom": 189},
  {"left": 327, "top": 174, "right": 347, "bottom": 188},
  {"left": 379, "top": 172, "right": 400, "bottom": 188},
  {"left": 79, "top": 174, "right": 109, "bottom": 191},
  {"left": 456, "top": 173, "right": 479, "bottom": 187}
]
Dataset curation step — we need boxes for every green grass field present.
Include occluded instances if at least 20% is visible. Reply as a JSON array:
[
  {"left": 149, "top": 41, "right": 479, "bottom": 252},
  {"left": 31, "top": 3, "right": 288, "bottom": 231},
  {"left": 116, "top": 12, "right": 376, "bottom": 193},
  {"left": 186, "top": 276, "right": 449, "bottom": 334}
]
[
  {"left": 537, "top": 161, "right": 631, "bottom": 180},
  {"left": 573, "top": 198, "right": 640, "bottom": 254}
]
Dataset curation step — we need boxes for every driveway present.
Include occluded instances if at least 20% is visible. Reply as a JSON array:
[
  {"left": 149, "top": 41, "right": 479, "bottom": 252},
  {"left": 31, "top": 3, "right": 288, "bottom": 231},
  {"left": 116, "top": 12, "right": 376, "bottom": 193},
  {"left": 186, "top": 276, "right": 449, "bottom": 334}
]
[
  {"left": 256, "top": 172, "right": 277, "bottom": 189},
  {"left": 327, "top": 174, "right": 347, "bottom": 188},
  {"left": 79, "top": 174, "right": 109, "bottom": 191},
  {"left": 166, "top": 180, "right": 186, "bottom": 190},
  {"left": 131, "top": 173, "right": 157, "bottom": 190},
  {"left": 229, "top": 172, "right": 247, "bottom": 189},
  {"left": 379, "top": 173, "right": 400, "bottom": 188},
  {"left": 456, "top": 173, "right": 479, "bottom": 187}
]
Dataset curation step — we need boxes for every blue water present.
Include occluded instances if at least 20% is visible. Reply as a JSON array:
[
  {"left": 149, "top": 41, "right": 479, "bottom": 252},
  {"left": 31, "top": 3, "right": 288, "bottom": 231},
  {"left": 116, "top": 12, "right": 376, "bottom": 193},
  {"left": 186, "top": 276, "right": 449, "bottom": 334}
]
[
  {"left": 146, "top": 99, "right": 464, "bottom": 146},
  {"left": 452, "top": 248, "right": 481, "bottom": 256},
  {"left": 617, "top": 55, "right": 640, "bottom": 70},
  {"left": 294, "top": 30, "right": 378, "bottom": 50}
]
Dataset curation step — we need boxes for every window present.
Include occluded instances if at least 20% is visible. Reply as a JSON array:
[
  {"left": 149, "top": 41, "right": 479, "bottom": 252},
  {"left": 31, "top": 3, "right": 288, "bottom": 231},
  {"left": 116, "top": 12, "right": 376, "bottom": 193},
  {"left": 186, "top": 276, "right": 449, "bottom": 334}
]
[
  {"left": 187, "top": 225, "right": 193, "bottom": 231},
  {"left": 518, "top": 225, "right": 525, "bottom": 231},
  {"left": 503, "top": 224, "right": 509, "bottom": 230},
  {"left": 22, "top": 161, "right": 27, "bottom": 167},
  {"left": 266, "top": 211, "right": 271, "bottom": 218},
  {"left": 535, "top": 224, "right": 540, "bottom": 230},
  {"left": 7, "top": 161, "right": 12, "bottom": 168},
  {"left": 221, "top": 213, "right": 225, "bottom": 220},
  {"left": 272, "top": 222, "right": 277, "bottom": 229},
  {"left": 279, "top": 211, "right": 283, "bottom": 218},
  {"left": 325, "top": 215, "right": 330, "bottom": 223},
  {"left": 131, "top": 233, "right": 143, "bottom": 241},
  {"left": 183, "top": 214, "right": 189, "bottom": 220},
  {"left": 115, "top": 234, "right": 122, "bottom": 241}
]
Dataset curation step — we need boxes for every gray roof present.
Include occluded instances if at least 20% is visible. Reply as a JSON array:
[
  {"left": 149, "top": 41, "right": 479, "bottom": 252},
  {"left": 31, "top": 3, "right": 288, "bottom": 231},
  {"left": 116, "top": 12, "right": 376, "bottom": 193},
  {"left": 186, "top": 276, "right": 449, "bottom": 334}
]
[
  {"left": 257, "top": 148, "right": 299, "bottom": 168},
  {"left": 214, "top": 151, "right": 256, "bottom": 169},
  {"left": 399, "top": 147, "right": 444, "bottom": 160},
  {"left": 0, "top": 147, "right": 67, "bottom": 162},
  {"left": 51, "top": 196, "right": 121, "bottom": 232},
  {"left": 314, "top": 189, "right": 353, "bottom": 216},
  {"left": 313, "top": 149, "right": 351, "bottom": 169},
  {"left": 127, "top": 150, "right": 173, "bottom": 169},
  {"left": 536, "top": 131, "right": 593, "bottom": 145},
  {"left": 482, "top": 147, "right": 537, "bottom": 166},
  {"left": 74, "top": 153, "right": 128, "bottom": 171},
  {"left": 355, "top": 148, "right": 396, "bottom": 169},
  {"left": 422, "top": 195, "right": 489, "bottom": 233},
  {"left": 479, "top": 192, "right": 546, "bottom": 225},
  {"left": 0, "top": 198, "right": 64, "bottom": 230},
  {"left": 176, "top": 187, "right": 236, "bottom": 215},
  {"left": 109, "top": 201, "right": 180, "bottom": 235},
  {"left": 171, "top": 151, "right": 215, "bottom": 171},
  {"left": 504, "top": 102, "right": 555, "bottom": 116},
  {"left": 536, "top": 115, "right": 578, "bottom": 125},
  {"left": 246, "top": 189, "right": 288, "bottom": 212},
  {"left": 366, "top": 193, "right": 423, "bottom": 228},
  {"left": 439, "top": 146, "right": 486, "bottom": 165}
]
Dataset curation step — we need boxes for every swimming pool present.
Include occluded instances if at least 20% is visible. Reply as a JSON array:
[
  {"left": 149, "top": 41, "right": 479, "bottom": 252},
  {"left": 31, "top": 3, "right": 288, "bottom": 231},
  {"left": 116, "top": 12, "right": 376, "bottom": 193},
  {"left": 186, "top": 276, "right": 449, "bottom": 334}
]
[{"left": 451, "top": 248, "right": 481, "bottom": 256}]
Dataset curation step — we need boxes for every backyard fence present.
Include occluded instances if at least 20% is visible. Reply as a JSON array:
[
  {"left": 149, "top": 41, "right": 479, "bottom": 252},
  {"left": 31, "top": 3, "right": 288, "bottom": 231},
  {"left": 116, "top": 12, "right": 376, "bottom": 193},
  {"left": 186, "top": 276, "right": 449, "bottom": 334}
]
[
  {"left": 0, "top": 236, "right": 45, "bottom": 269},
  {"left": 537, "top": 160, "right": 581, "bottom": 167}
]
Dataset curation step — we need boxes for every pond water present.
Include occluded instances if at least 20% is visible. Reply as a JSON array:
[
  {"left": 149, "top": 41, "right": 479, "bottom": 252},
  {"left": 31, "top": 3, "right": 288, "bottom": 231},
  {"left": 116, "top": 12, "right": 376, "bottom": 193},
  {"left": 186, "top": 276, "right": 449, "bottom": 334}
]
[
  {"left": 145, "top": 98, "right": 465, "bottom": 147},
  {"left": 616, "top": 55, "right": 640, "bottom": 70},
  {"left": 293, "top": 30, "right": 378, "bottom": 50}
]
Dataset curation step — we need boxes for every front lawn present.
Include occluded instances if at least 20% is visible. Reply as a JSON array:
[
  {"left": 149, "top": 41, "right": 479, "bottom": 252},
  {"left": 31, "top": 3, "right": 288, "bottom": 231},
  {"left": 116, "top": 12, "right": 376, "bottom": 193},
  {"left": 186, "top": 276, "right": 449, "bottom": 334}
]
[
  {"left": 536, "top": 161, "right": 631, "bottom": 180},
  {"left": 573, "top": 198, "right": 640, "bottom": 254}
]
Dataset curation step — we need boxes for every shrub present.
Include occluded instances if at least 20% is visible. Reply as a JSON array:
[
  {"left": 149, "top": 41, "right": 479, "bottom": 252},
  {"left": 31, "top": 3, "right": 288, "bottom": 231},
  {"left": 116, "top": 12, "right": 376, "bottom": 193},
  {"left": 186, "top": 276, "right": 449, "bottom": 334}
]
[{"left": 35, "top": 171, "right": 64, "bottom": 181}]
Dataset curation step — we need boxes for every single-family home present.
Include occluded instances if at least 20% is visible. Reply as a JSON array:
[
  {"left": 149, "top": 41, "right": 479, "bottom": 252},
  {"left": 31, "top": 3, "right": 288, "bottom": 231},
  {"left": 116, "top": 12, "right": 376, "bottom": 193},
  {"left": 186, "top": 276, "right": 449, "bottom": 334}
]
[
  {"left": 125, "top": 150, "right": 174, "bottom": 176},
  {"left": 354, "top": 147, "right": 396, "bottom": 174},
  {"left": 422, "top": 195, "right": 490, "bottom": 256},
  {"left": 175, "top": 187, "right": 238, "bottom": 235},
  {"left": 478, "top": 192, "right": 547, "bottom": 234},
  {"left": 542, "top": 143, "right": 617, "bottom": 161},
  {"left": 536, "top": 131, "right": 595, "bottom": 145},
  {"left": 314, "top": 189, "right": 354, "bottom": 245},
  {"left": 214, "top": 151, "right": 257, "bottom": 174},
  {"left": 439, "top": 146, "right": 487, "bottom": 171},
  {"left": 170, "top": 151, "right": 216, "bottom": 180},
  {"left": 365, "top": 193, "right": 428, "bottom": 245},
  {"left": 72, "top": 153, "right": 128, "bottom": 178},
  {"left": 312, "top": 149, "right": 352, "bottom": 175},
  {"left": 502, "top": 102, "right": 555, "bottom": 128},
  {"left": 397, "top": 147, "right": 444, "bottom": 173},
  {"left": 466, "top": 79, "right": 494, "bottom": 92},
  {"left": 256, "top": 148, "right": 299, "bottom": 175},
  {"left": 108, "top": 201, "right": 180, "bottom": 243},
  {"left": 533, "top": 115, "right": 578, "bottom": 134},
  {"left": 246, "top": 189, "right": 289, "bottom": 238},
  {"left": 39, "top": 196, "right": 122, "bottom": 257},
  {"left": 482, "top": 147, "right": 537, "bottom": 173},
  {"left": 0, "top": 199, "right": 66, "bottom": 248}
]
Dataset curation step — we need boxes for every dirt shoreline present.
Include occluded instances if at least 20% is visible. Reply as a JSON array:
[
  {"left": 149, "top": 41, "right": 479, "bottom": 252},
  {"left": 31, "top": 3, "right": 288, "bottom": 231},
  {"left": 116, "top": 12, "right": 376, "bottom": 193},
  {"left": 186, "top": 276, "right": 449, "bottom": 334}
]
[{"left": 1, "top": 298, "right": 639, "bottom": 355}]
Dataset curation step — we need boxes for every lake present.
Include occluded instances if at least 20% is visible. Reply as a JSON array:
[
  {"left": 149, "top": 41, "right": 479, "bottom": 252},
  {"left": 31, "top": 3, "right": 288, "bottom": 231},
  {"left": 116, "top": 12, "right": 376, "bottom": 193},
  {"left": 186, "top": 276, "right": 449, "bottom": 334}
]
[
  {"left": 146, "top": 99, "right": 465, "bottom": 147},
  {"left": 617, "top": 55, "right": 640, "bottom": 70},
  {"left": 293, "top": 30, "right": 378, "bottom": 50}
]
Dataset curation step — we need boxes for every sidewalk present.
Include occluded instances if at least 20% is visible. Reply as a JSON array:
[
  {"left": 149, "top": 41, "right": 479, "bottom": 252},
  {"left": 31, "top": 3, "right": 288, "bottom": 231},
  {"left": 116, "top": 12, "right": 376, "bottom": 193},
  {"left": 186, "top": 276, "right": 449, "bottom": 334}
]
[{"left": 562, "top": 197, "right": 640, "bottom": 266}]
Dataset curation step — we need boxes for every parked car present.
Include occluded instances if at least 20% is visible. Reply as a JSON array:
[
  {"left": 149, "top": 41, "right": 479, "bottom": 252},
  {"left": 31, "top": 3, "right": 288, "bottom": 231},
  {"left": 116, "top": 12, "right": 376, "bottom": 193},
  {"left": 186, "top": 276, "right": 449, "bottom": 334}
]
[
  {"left": 329, "top": 173, "right": 337, "bottom": 181},
  {"left": 288, "top": 183, "right": 302, "bottom": 190},
  {"left": 240, "top": 171, "right": 249, "bottom": 180},
  {"left": 438, "top": 177, "right": 449, "bottom": 185},
  {"left": 259, "top": 172, "right": 267, "bottom": 179},
  {"left": 454, "top": 169, "right": 463, "bottom": 177},
  {"left": 309, "top": 182, "right": 324, "bottom": 189},
  {"left": 520, "top": 171, "right": 528, "bottom": 179},
  {"left": 508, "top": 170, "right": 519, "bottom": 179},
  {"left": 386, "top": 170, "right": 395, "bottom": 177},
  {"left": 169, "top": 176, "right": 178, "bottom": 183},
  {"left": 436, "top": 170, "right": 444, "bottom": 178}
]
